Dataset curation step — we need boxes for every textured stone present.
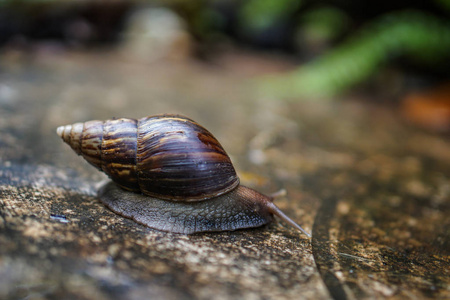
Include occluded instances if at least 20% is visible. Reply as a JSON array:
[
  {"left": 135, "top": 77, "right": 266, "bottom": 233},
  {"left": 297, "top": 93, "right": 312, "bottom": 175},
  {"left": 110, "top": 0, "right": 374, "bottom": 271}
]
[{"left": 0, "top": 50, "right": 449, "bottom": 299}]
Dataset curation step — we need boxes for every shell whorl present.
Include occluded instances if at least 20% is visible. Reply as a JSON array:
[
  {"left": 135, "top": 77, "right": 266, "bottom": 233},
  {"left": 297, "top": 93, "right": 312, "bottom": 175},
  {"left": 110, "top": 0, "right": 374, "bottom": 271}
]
[{"left": 57, "top": 114, "right": 240, "bottom": 201}]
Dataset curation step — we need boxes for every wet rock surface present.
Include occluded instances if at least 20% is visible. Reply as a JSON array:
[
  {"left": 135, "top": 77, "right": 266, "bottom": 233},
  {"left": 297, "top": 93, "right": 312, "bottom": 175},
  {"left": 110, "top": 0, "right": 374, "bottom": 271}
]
[{"left": 0, "top": 51, "right": 449, "bottom": 299}]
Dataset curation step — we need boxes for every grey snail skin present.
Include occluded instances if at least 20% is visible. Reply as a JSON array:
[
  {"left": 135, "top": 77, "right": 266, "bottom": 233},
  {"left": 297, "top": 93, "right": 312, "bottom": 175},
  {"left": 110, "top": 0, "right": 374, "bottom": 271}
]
[{"left": 57, "top": 114, "right": 310, "bottom": 236}]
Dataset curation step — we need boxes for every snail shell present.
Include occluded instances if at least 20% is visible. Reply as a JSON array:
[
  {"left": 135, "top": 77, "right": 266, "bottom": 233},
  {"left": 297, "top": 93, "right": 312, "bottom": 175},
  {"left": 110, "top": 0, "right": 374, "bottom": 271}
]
[
  {"left": 57, "top": 115, "right": 238, "bottom": 201},
  {"left": 57, "top": 114, "right": 310, "bottom": 236}
]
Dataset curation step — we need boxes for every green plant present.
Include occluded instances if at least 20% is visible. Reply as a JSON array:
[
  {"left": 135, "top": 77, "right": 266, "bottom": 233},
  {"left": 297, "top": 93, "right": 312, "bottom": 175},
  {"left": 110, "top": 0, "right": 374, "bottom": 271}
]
[{"left": 258, "top": 11, "right": 450, "bottom": 99}]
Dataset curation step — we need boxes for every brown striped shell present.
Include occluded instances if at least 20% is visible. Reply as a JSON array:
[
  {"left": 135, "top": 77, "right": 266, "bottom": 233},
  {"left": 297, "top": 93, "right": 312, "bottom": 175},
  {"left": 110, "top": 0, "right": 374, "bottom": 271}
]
[{"left": 57, "top": 114, "right": 240, "bottom": 201}]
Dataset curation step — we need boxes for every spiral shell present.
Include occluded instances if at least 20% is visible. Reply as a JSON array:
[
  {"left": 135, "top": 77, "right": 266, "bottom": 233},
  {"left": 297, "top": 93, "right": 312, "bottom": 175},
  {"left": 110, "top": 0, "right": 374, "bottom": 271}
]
[{"left": 57, "top": 114, "right": 239, "bottom": 201}]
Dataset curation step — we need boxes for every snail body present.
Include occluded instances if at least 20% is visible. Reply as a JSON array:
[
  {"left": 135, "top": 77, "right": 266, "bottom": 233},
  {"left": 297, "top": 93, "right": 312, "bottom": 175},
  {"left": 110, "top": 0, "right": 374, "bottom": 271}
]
[{"left": 57, "top": 114, "right": 310, "bottom": 236}]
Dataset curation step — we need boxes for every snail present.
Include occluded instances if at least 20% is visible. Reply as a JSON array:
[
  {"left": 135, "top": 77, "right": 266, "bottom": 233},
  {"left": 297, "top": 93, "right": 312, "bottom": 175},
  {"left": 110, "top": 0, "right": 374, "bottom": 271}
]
[{"left": 57, "top": 114, "right": 310, "bottom": 236}]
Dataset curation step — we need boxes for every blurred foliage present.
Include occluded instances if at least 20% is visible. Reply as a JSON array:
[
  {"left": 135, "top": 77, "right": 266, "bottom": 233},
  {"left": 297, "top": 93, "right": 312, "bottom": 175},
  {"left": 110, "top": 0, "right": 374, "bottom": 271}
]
[
  {"left": 238, "top": 0, "right": 302, "bottom": 32},
  {"left": 297, "top": 7, "right": 349, "bottom": 44},
  {"left": 294, "top": 6, "right": 350, "bottom": 57},
  {"left": 1, "top": 0, "right": 449, "bottom": 99},
  {"left": 183, "top": 0, "right": 450, "bottom": 98},
  {"left": 436, "top": 0, "right": 450, "bottom": 10},
  {"left": 258, "top": 10, "right": 450, "bottom": 99}
]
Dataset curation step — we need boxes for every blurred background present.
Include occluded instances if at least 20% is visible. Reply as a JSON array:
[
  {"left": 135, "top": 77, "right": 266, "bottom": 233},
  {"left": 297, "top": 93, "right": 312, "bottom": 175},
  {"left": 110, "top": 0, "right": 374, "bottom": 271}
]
[
  {"left": 1, "top": 0, "right": 449, "bottom": 133},
  {"left": 1, "top": 2, "right": 449, "bottom": 299}
]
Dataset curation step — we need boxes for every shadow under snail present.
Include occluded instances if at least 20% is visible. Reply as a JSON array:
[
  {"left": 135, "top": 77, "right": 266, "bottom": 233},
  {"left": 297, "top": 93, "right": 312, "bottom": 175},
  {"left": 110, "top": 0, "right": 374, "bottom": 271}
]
[{"left": 57, "top": 114, "right": 310, "bottom": 237}]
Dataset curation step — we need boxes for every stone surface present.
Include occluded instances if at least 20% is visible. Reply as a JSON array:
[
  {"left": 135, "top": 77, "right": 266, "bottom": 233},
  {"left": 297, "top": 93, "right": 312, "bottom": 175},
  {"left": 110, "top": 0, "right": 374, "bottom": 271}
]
[{"left": 0, "top": 49, "right": 449, "bottom": 299}]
